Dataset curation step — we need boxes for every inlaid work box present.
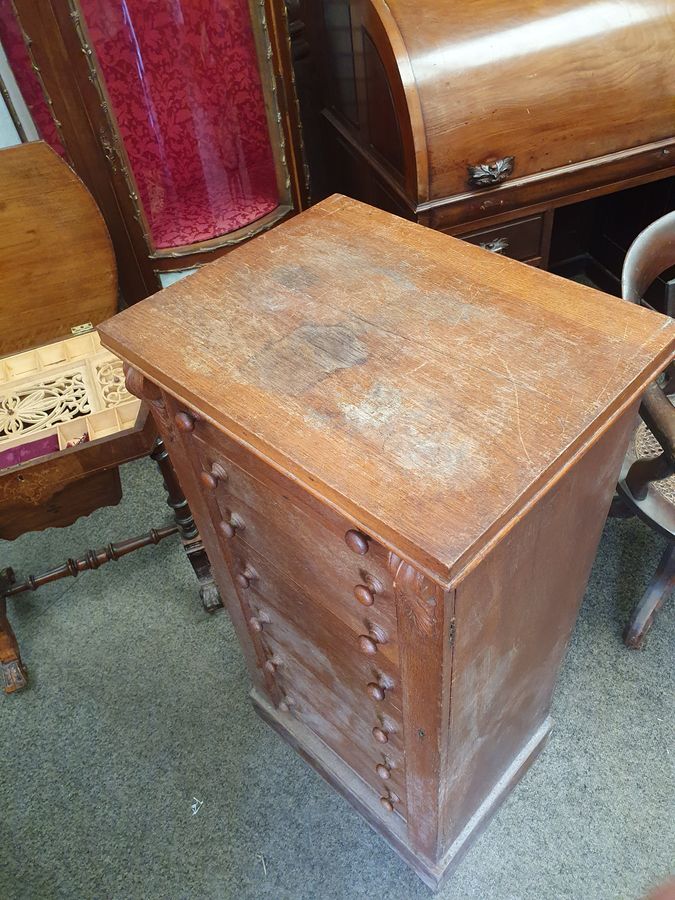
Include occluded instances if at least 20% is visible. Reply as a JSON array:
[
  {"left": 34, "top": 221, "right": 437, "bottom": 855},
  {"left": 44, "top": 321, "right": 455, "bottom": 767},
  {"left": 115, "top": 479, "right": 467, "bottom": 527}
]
[
  {"left": 99, "top": 196, "right": 674, "bottom": 888},
  {"left": 0, "top": 142, "right": 149, "bottom": 541},
  {"left": 0, "top": 330, "right": 141, "bottom": 466}
]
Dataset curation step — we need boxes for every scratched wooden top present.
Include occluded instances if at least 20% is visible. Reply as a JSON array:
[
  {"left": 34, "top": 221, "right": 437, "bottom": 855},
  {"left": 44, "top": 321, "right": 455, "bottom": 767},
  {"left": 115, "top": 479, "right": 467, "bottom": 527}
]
[{"left": 99, "top": 196, "right": 675, "bottom": 586}]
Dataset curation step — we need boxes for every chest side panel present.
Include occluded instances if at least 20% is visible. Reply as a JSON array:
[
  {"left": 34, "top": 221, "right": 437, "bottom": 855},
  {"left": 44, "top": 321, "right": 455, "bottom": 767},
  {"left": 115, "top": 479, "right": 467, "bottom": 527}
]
[{"left": 440, "top": 399, "right": 639, "bottom": 852}]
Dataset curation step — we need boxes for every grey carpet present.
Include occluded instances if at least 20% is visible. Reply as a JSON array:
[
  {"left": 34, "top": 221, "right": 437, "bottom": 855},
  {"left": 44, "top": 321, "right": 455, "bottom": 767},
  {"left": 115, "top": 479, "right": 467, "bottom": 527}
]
[{"left": 0, "top": 458, "right": 673, "bottom": 900}]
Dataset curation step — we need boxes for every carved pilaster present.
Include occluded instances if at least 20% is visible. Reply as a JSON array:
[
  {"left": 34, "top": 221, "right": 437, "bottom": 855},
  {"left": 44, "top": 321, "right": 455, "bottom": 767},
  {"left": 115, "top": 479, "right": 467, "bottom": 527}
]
[
  {"left": 388, "top": 553, "right": 438, "bottom": 636},
  {"left": 123, "top": 364, "right": 163, "bottom": 405},
  {"left": 388, "top": 552, "right": 450, "bottom": 860},
  {"left": 124, "top": 364, "right": 175, "bottom": 438}
]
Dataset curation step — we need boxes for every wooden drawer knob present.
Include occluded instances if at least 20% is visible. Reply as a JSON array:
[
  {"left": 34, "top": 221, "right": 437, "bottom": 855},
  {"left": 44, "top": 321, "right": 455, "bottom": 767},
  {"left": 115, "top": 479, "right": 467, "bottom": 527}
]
[
  {"left": 359, "top": 623, "right": 387, "bottom": 654},
  {"left": 358, "top": 635, "right": 378, "bottom": 655},
  {"left": 237, "top": 565, "right": 257, "bottom": 589},
  {"left": 345, "top": 529, "right": 369, "bottom": 555},
  {"left": 175, "top": 411, "right": 196, "bottom": 433},
  {"left": 380, "top": 796, "right": 394, "bottom": 813},
  {"left": 249, "top": 611, "right": 270, "bottom": 633},
  {"left": 201, "top": 471, "right": 217, "bottom": 491},
  {"left": 372, "top": 726, "right": 389, "bottom": 744},
  {"left": 367, "top": 682, "right": 385, "bottom": 701},
  {"left": 218, "top": 513, "right": 244, "bottom": 540},
  {"left": 353, "top": 584, "right": 374, "bottom": 606},
  {"left": 218, "top": 520, "right": 235, "bottom": 539},
  {"left": 376, "top": 763, "right": 391, "bottom": 780},
  {"left": 264, "top": 654, "right": 282, "bottom": 674},
  {"left": 200, "top": 463, "right": 227, "bottom": 491}
]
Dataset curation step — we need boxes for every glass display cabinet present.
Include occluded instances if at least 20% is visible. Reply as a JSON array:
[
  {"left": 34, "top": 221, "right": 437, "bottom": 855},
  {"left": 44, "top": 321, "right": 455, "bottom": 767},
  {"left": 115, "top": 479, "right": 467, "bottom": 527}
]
[{"left": 0, "top": 0, "right": 308, "bottom": 302}]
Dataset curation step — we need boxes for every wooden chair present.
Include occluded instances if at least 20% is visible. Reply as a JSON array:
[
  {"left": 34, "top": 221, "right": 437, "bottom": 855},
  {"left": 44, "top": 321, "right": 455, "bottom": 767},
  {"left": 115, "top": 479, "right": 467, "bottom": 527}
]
[
  {"left": 616, "top": 211, "right": 675, "bottom": 648},
  {"left": 0, "top": 142, "right": 221, "bottom": 693}
]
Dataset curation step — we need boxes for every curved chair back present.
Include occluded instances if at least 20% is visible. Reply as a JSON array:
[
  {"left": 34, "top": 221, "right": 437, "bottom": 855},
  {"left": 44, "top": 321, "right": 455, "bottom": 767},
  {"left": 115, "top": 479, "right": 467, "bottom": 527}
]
[{"left": 622, "top": 210, "right": 675, "bottom": 304}]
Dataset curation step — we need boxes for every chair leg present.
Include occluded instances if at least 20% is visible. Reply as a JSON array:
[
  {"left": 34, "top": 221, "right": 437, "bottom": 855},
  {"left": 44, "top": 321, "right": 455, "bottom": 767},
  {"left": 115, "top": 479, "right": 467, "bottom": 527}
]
[
  {"left": 1, "top": 570, "right": 27, "bottom": 693},
  {"left": 623, "top": 542, "right": 675, "bottom": 649},
  {"left": 150, "top": 438, "right": 223, "bottom": 613}
]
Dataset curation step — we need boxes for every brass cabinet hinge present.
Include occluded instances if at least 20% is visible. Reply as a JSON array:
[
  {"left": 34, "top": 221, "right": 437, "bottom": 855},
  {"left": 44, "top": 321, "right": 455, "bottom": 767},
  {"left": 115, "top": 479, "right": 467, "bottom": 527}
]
[{"left": 71, "top": 322, "right": 94, "bottom": 335}]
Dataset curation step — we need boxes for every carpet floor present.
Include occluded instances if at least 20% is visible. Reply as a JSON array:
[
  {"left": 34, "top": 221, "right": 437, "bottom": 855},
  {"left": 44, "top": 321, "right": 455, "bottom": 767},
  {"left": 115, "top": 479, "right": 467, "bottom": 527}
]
[{"left": 1, "top": 458, "right": 673, "bottom": 900}]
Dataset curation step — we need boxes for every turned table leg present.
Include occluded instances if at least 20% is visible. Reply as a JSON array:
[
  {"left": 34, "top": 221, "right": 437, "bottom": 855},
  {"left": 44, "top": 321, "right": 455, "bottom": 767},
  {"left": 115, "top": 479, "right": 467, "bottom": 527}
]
[
  {"left": 1, "top": 570, "right": 27, "bottom": 693},
  {"left": 624, "top": 541, "right": 675, "bottom": 649},
  {"left": 150, "top": 438, "right": 223, "bottom": 613}
]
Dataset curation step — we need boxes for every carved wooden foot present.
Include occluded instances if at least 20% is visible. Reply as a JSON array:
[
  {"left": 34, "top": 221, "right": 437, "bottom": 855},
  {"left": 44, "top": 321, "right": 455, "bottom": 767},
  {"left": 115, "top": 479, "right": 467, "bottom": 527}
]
[
  {"left": 623, "top": 542, "right": 675, "bottom": 649},
  {"left": 1, "top": 572, "right": 27, "bottom": 693},
  {"left": 150, "top": 438, "right": 223, "bottom": 613},
  {"left": 184, "top": 536, "right": 222, "bottom": 613},
  {"left": 199, "top": 580, "right": 223, "bottom": 613}
]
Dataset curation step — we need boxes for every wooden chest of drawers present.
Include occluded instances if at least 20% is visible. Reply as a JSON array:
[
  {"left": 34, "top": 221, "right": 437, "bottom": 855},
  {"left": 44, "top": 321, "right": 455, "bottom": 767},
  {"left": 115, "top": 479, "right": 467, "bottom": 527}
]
[{"left": 98, "top": 196, "right": 675, "bottom": 889}]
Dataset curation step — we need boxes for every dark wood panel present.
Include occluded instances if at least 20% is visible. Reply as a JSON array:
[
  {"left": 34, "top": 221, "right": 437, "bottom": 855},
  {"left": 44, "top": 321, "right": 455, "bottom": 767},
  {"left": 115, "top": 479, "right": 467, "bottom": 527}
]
[
  {"left": 362, "top": 28, "right": 404, "bottom": 175},
  {"left": 0, "top": 466, "right": 122, "bottom": 539},
  {"left": 456, "top": 215, "right": 544, "bottom": 262}
]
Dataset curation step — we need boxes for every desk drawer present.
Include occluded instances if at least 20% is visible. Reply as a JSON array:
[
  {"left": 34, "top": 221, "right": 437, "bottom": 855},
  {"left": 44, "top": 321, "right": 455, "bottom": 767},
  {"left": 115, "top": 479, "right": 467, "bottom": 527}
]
[{"left": 457, "top": 214, "right": 544, "bottom": 262}]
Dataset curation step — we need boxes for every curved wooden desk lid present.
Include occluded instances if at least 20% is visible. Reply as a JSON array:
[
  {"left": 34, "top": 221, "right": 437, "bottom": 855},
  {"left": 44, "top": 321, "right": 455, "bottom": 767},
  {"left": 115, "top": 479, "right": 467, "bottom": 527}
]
[
  {"left": 351, "top": 0, "right": 675, "bottom": 204},
  {"left": 0, "top": 141, "right": 117, "bottom": 355}
]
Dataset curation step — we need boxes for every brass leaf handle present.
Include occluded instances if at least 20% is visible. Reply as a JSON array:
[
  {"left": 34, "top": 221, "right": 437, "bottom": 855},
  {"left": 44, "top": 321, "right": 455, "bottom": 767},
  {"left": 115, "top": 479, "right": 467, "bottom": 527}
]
[
  {"left": 479, "top": 237, "right": 510, "bottom": 254},
  {"left": 468, "top": 156, "right": 515, "bottom": 188}
]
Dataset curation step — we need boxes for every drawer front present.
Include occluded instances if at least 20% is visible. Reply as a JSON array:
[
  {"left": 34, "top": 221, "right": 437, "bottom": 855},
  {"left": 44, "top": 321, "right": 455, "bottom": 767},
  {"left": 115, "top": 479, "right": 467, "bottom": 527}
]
[
  {"left": 457, "top": 214, "right": 543, "bottom": 262},
  {"left": 234, "top": 544, "right": 402, "bottom": 715},
  {"left": 237, "top": 548, "right": 406, "bottom": 818},
  {"left": 268, "top": 643, "right": 407, "bottom": 820},
  {"left": 191, "top": 433, "right": 399, "bottom": 665}
]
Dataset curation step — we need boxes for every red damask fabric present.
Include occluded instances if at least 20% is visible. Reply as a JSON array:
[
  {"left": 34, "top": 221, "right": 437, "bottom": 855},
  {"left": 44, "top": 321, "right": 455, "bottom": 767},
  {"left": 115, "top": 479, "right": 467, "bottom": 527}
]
[
  {"left": 80, "top": 0, "right": 280, "bottom": 248},
  {"left": 0, "top": 0, "right": 66, "bottom": 156}
]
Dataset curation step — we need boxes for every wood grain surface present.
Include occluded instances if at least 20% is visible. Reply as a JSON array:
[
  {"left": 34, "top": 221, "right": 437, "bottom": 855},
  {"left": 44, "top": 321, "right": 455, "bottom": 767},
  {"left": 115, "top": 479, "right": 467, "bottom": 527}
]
[
  {"left": 342, "top": 0, "right": 675, "bottom": 202},
  {"left": 0, "top": 142, "right": 117, "bottom": 353},
  {"left": 99, "top": 195, "right": 675, "bottom": 585}
]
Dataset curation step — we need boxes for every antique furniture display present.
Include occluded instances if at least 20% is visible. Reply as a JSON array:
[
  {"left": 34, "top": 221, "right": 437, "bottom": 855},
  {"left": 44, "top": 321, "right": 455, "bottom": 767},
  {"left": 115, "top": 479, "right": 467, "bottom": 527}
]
[
  {"left": 614, "top": 211, "right": 675, "bottom": 648},
  {"left": 0, "top": 0, "right": 308, "bottom": 302},
  {"left": 301, "top": 0, "right": 675, "bottom": 297},
  {"left": 98, "top": 196, "right": 674, "bottom": 889},
  {"left": 0, "top": 141, "right": 217, "bottom": 694}
]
